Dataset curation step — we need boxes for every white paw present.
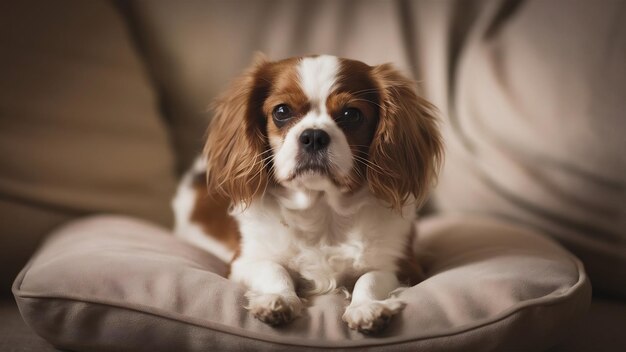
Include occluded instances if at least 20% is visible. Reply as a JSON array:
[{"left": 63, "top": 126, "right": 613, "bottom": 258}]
[
  {"left": 342, "top": 299, "right": 406, "bottom": 334},
  {"left": 245, "top": 292, "right": 303, "bottom": 326}
]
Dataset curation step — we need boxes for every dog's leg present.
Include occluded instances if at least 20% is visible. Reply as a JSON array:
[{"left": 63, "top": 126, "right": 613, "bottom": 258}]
[
  {"left": 231, "top": 259, "right": 303, "bottom": 326},
  {"left": 342, "top": 270, "right": 406, "bottom": 334}
]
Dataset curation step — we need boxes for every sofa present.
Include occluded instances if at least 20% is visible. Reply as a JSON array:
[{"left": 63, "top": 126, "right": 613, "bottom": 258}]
[{"left": 1, "top": 0, "right": 625, "bottom": 351}]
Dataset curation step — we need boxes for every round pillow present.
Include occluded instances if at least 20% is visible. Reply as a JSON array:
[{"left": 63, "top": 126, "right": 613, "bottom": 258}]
[{"left": 13, "top": 215, "right": 590, "bottom": 351}]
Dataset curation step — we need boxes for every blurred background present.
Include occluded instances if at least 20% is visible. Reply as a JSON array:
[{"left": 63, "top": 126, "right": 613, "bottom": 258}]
[{"left": 0, "top": 0, "right": 625, "bottom": 349}]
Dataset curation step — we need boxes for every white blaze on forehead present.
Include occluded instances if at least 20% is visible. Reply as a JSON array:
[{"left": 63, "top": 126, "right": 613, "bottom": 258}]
[
  {"left": 297, "top": 55, "right": 340, "bottom": 109},
  {"left": 271, "top": 55, "right": 352, "bottom": 186}
]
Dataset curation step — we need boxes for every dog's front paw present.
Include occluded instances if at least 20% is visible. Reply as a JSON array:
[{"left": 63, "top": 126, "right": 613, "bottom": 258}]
[
  {"left": 342, "top": 299, "right": 406, "bottom": 334},
  {"left": 245, "top": 292, "right": 303, "bottom": 326}
]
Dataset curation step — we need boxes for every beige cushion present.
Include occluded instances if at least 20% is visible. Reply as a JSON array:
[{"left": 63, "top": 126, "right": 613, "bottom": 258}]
[
  {"left": 0, "top": 0, "right": 177, "bottom": 291},
  {"left": 14, "top": 215, "right": 590, "bottom": 351}
]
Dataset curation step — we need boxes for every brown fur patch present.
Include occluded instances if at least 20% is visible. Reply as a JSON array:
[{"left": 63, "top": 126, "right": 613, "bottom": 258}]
[
  {"left": 190, "top": 172, "right": 241, "bottom": 253},
  {"left": 204, "top": 54, "right": 273, "bottom": 205},
  {"left": 205, "top": 55, "right": 316, "bottom": 203},
  {"left": 263, "top": 59, "right": 311, "bottom": 139},
  {"left": 367, "top": 63, "right": 444, "bottom": 209},
  {"left": 330, "top": 59, "right": 381, "bottom": 192}
]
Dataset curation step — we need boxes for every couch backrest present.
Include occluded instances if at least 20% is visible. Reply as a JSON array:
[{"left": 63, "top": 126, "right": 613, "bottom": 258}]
[
  {"left": 412, "top": 0, "right": 626, "bottom": 297},
  {"left": 0, "top": 0, "right": 177, "bottom": 294}
]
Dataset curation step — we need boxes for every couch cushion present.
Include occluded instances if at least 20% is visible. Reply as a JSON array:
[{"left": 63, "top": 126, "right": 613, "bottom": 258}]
[
  {"left": 0, "top": 0, "right": 177, "bottom": 292},
  {"left": 14, "top": 215, "right": 590, "bottom": 351},
  {"left": 0, "top": 200, "right": 72, "bottom": 296}
]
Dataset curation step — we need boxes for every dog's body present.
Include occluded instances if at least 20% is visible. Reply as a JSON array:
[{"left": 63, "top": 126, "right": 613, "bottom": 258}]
[{"left": 173, "top": 55, "right": 442, "bottom": 333}]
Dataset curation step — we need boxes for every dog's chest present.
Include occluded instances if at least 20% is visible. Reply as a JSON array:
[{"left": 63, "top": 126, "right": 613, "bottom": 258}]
[
  {"left": 275, "top": 198, "right": 375, "bottom": 290},
  {"left": 237, "top": 189, "right": 411, "bottom": 294}
]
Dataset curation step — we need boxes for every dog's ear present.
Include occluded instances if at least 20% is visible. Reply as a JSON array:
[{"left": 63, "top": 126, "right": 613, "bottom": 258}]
[
  {"left": 204, "top": 54, "right": 272, "bottom": 205},
  {"left": 367, "top": 63, "right": 443, "bottom": 210}
]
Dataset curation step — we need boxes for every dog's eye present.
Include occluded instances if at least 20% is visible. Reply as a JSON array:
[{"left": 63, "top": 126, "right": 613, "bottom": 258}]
[
  {"left": 337, "top": 107, "right": 362, "bottom": 126},
  {"left": 272, "top": 104, "right": 293, "bottom": 124}
]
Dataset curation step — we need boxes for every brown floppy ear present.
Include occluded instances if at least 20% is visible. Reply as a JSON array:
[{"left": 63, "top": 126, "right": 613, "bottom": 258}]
[
  {"left": 368, "top": 63, "right": 444, "bottom": 210},
  {"left": 204, "top": 54, "right": 272, "bottom": 205}
]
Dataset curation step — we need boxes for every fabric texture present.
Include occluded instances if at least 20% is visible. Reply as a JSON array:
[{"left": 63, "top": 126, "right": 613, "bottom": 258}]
[
  {"left": 14, "top": 215, "right": 590, "bottom": 351},
  {"left": 0, "top": 0, "right": 177, "bottom": 292},
  {"left": 411, "top": 0, "right": 626, "bottom": 297},
  {"left": 6, "top": 297, "right": 626, "bottom": 352}
]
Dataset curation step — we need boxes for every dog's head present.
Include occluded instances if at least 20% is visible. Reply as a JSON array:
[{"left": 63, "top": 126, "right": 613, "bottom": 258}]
[{"left": 204, "top": 54, "right": 443, "bottom": 210}]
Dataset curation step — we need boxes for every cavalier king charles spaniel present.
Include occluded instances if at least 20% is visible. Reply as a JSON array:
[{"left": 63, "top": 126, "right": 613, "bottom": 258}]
[{"left": 173, "top": 54, "right": 442, "bottom": 334}]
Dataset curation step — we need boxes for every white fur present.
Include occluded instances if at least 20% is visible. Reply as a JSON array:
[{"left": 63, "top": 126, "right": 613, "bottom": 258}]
[
  {"left": 298, "top": 55, "right": 339, "bottom": 106},
  {"left": 271, "top": 55, "right": 353, "bottom": 184},
  {"left": 342, "top": 271, "right": 407, "bottom": 332},
  {"left": 231, "top": 187, "right": 415, "bottom": 294},
  {"left": 229, "top": 177, "right": 415, "bottom": 329}
]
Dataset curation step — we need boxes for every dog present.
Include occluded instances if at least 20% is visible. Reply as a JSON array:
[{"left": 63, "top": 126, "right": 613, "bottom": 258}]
[{"left": 173, "top": 54, "right": 442, "bottom": 334}]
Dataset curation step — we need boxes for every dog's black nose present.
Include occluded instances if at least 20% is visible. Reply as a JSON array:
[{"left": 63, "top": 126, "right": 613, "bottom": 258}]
[{"left": 299, "top": 129, "right": 330, "bottom": 153}]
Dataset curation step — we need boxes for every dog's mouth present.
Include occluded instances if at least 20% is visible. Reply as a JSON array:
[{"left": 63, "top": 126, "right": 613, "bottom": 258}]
[{"left": 287, "top": 156, "right": 332, "bottom": 181}]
